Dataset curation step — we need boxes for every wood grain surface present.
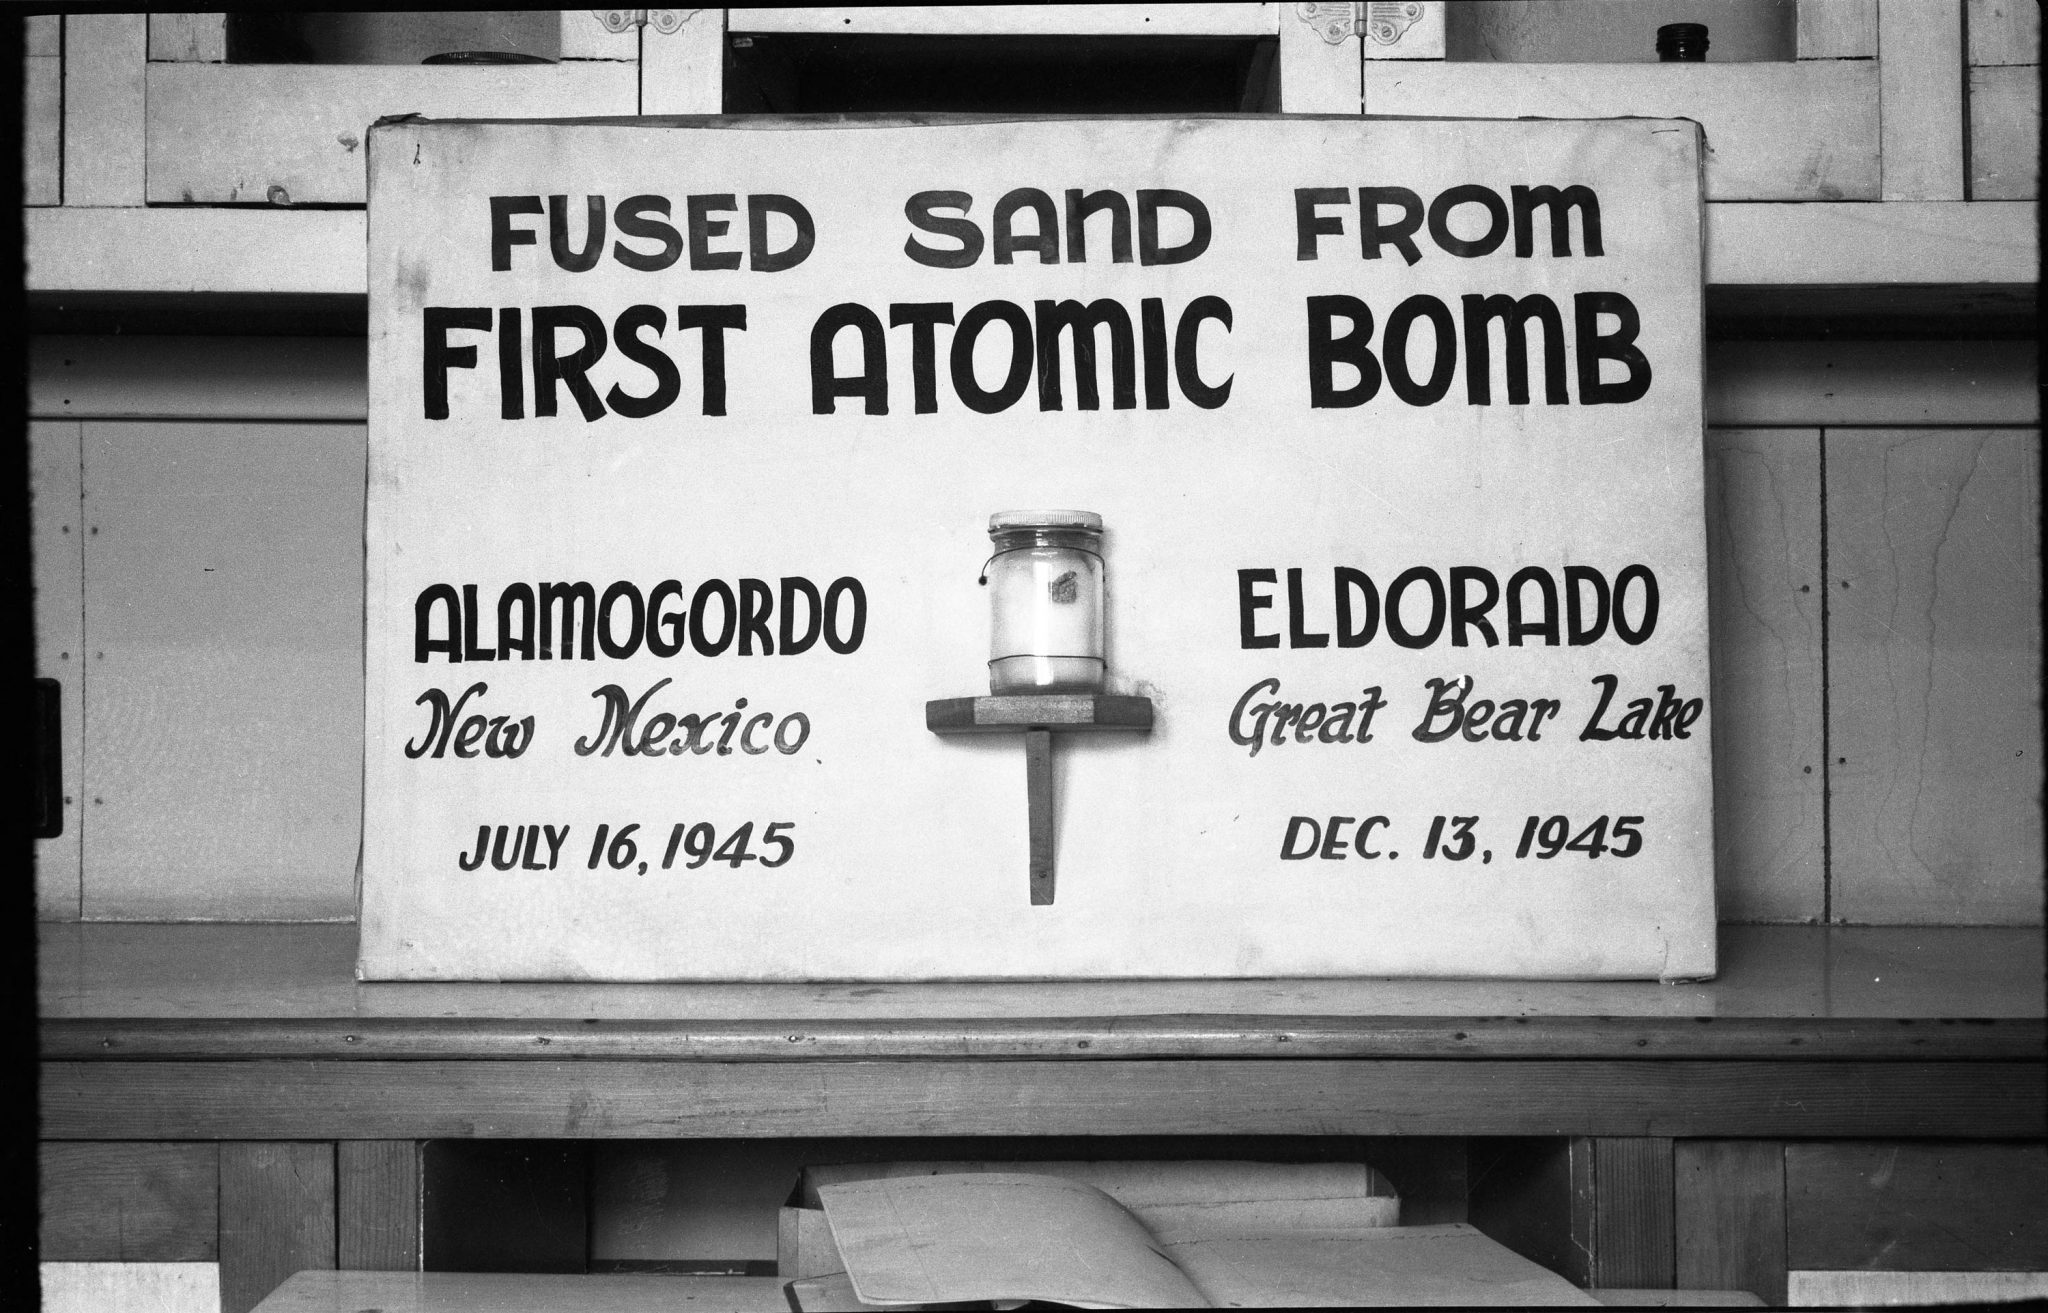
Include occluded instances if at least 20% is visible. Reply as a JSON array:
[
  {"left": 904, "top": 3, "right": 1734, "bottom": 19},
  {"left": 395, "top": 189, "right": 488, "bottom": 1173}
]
[
  {"left": 1826, "top": 429, "right": 2043, "bottom": 924},
  {"left": 252, "top": 1270, "right": 791, "bottom": 1313},
  {"left": 40, "top": 1059, "right": 2047, "bottom": 1141},
  {"left": 339, "top": 1141, "right": 421, "bottom": 1271},
  {"left": 40, "top": 1014, "right": 2048, "bottom": 1062},
  {"left": 30, "top": 421, "right": 84, "bottom": 918},
  {"left": 1705, "top": 429, "right": 1823, "bottom": 921},
  {"left": 1969, "top": 64, "right": 2041, "bottom": 200},
  {"left": 1880, "top": 0, "right": 1967, "bottom": 199},
  {"left": 81, "top": 422, "right": 366, "bottom": 921},
  {"left": 221, "top": 1142, "right": 337, "bottom": 1313},
  {"left": 1967, "top": 0, "right": 2041, "bottom": 65},
  {"left": 1594, "top": 1137, "right": 1674, "bottom": 1288},
  {"left": 40, "top": 1142, "right": 220, "bottom": 1261},
  {"left": 1675, "top": 1140, "right": 1786, "bottom": 1306}
]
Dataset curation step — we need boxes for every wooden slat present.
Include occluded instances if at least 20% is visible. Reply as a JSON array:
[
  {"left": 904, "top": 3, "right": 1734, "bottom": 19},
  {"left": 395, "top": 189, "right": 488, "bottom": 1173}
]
[
  {"left": 1675, "top": 1140, "right": 1786, "bottom": 1306},
  {"left": 339, "top": 1141, "right": 421, "bottom": 1271},
  {"left": 1705, "top": 341, "right": 2039, "bottom": 428},
  {"left": 64, "top": 13, "right": 148, "bottom": 206},
  {"left": 1700, "top": 200, "right": 2035, "bottom": 284},
  {"left": 143, "top": 62, "right": 638, "bottom": 205},
  {"left": 40, "top": 1060, "right": 2048, "bottom": 1141},
  {"left": 1787, "top": 1143, "right": 2048, "bottom": 1271},
  {"left": 1278, "top": 3, "right": 1359, "bottom": 113},
  {"left": 727, "top": 6, "right": 1279, "bottom": 35},
  {"left": 220, "top": 1142, "right": 337, "bottom": 1313},
  {"left": 27, "top": 12, "right": 59, "bottom": 55},
  {"left": 81, "top": 422, "right": 366, "bottom": 920},
  {"left": 1361, "top": 62, "right": 1879, "bottom": 201},
  {"left": 1880, "top": 0, "right": 1967, "bottom": 199},
  {"left": 39, "top": 1143, "right": 220, "bottom": 1261},
  {"left": 927, "top": 694, "right": 1154, "bottom": 733},
  {"left": 640, "top": 7, "right": 724, "bottom": 114},
  {"left": 42, "top": 1015, "right": 2048, "bottom": 1063},
  {"left": 1595, "top": 1138, "right": 1674, "bottom": 1289},
  {"left": 23, "top": 54, "right": 60, "bottom": 205},
  {"left": 1798, "top": 0, "right": 1877, "bottom": 58},
  {"left": 148, "top": 13, "right": 226, "bottom": 62},
  {"left": 1705, "top": 429, "right": 1824, "bottom": 922},
  {"left": 1967, "top": 0, "right": 2040, "bottom": 65},
  {"left": 1969, "top": 64, "right": 2040, "bottom": 200},
  {"left": 1826, "top": 429, "right": 2043, "bottom": 925},
  {"left": 30, "top": 421, "right": 84, "bottom": 918},
  {"left": 27, "top": 208, "right": 369, "bottom": 295}
]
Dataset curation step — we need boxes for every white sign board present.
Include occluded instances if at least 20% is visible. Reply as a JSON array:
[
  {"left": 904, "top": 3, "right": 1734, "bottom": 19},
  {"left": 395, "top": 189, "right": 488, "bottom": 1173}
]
[{"left": 361, "top": 116, "right": 1713, "bottom": 980}]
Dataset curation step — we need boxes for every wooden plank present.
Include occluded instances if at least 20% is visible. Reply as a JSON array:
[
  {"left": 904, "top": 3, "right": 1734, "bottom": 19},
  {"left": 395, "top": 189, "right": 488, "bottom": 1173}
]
[
  {"left": 640, "top": 7, "right": 724, "bottom": 114},
  {"left": 1674, "top": 1141, "right": 1786, "bottom": 1306},
  {"left": 27, "top": 208, "right": 368, "bottom": 295},
  {"left": 339, "top": 1142, "right": 421, "bottom": 1271},
  {"left": 1826, "top": 429, "right": 2043, "bottom": 925},
  {"left": 81, "top": 422, "right": 366, "bottom": 920},
  {"left": 728, "top": 6, "right": 1279, "bottom": 36},
  {"left": 1025, "top": 727, "right": 1056, "bottom": 905},
  {"left": 926, "top": 694, "right": 1155, "bottom": 732},
  {"left": 220, "top": 1142, "right": 337, "bottom": 1313},
  {"left": 30, "top": 337, "right": 368, "bottom": 423},
  {"left": 1705, "top": 340, "right": 2039, "bottom": 428},
  {"left": 48, "top": 1014, "right": 2048, "bottom": 1063},
  {"left": 30, "top": 421, "right": 84, "bottom": 918},
  {"left": 1278, "top": 2, "right": 1359, "bottom": 113},
  {"left": 34, "top": 921, "right": 2048, "bottom": 1023},
  {"left": 38, "top": 1263, "right": 221, "bottom": 1313},
  {"left": 39, "top": 1143, "right": 220, "bottom": 1260},
  {"left": 1595, "top": 1138, "right": 1675, "bottom": 1288},
  {"left": 1361, "top": 0, "right": 1443, "bottom": 59},
  {"left": 149, "top": 14, "right": 227, "bottom": 62},
  {"left": 64, "top": 13, "right": 148, "bottom": 206},
  {"left": 1967, "top": 0, "right": 2040, "bottom": 64},
  {"left": 1710, "top": 200, "right": 2034, "bottom": 285},
  {"left": 1880, "top": 0, "right": 1967, "bottom": 199},
  {"left": 1362, "top": 62, "right": 1879, "bottom": 201},
  {"left": 559, "top": 10, "right": 640, "bottom": 62},
  {"left": 1786, "top": 1142, "right": 2048, "bottom": 1270},
  {"left": 1788, "top": 1270, "right": 2048, "bottom": 1305},
  {"left": 1704, "top": 429, "right": 1824, "bottom": 922},
  {"left": 24, "top": 54, "right": 60, "bottom": 204},
  {"left": 143, "top": 62, "right": 637, "bottom": 205},
  {"left": 1969, "top": 64, "right": 2039, "bottom": 199},
  {"left": 27, "top": 12, "right": 59, "bottom": 55},
  {"left": 1799, "top": 0, "right": 1877, "bottom": 58},
  {"left": 252, "top": 1271, "right": 793, "bottom": 1312},
  {"left": 39, "top": 1060, "right": 2048, "bottom": 1141}
]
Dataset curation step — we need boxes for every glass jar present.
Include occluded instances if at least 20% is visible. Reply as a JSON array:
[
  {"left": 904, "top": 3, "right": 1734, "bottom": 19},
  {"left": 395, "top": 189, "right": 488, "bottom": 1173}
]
[{"left": 984, "top": 510, "right": 1106, "bottom": 694}]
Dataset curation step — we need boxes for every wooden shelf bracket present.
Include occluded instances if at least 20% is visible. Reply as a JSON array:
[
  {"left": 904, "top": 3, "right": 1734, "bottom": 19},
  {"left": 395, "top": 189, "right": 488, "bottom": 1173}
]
[{"left": 926, "top": 694, "right": 1155, "bottom": 906}]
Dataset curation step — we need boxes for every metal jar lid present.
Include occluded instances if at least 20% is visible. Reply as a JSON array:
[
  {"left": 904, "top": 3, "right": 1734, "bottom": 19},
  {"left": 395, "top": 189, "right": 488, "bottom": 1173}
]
[{"left": 989, "top": 509, "right": 1103, "bottom": 534}]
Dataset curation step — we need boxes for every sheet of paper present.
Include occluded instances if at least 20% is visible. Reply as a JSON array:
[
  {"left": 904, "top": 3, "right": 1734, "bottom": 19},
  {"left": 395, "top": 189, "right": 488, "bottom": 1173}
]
[
  {"left": 1165, "top": 1222, "right": 1602, "bottom": 1307},
  {"left": 802, "top": 1160, "right": 1395, "bottom": 1214},
  {"left": 819, "top": 1173, "right": 1209, "bottom": 1309}
]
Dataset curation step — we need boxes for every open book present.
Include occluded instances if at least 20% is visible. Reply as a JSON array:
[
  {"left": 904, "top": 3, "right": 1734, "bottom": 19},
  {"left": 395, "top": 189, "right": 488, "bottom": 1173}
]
[{"left": 802, "top": 1171, "right": 1598, "bottom": 1308}]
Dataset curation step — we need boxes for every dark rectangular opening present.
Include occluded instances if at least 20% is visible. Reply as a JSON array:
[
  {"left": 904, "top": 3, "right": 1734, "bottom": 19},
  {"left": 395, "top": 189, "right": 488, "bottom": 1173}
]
[{"left": 723, "top": 33, "right": 1280, "bottom": 115}]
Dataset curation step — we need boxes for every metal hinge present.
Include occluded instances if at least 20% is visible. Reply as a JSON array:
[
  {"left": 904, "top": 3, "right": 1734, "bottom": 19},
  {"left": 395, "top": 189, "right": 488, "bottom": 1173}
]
[
  {"left": 595, "top": 9, "right": 694, "bottom": 36},
  {"left": 1295, "top": 2, "right": 1430, "bottom": 47}
]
